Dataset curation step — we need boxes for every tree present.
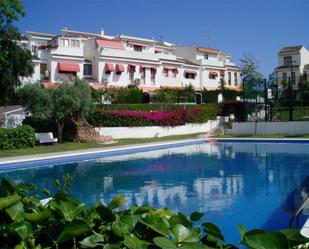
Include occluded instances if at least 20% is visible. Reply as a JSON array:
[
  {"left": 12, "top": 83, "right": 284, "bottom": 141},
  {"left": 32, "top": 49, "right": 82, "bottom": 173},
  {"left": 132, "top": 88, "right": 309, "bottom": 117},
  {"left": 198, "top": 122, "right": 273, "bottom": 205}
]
[
  {"left": 240, "top": 54, "right": 264, "bottom": 100},
  {"left": 18, "top": 78, "right": 94, "bottom": 143},
  {"left": 0, "top": 0, "right": 33, "bottom": 103},
  {"left": 298, "top": 75, "right": 309, "bottom": 106}
]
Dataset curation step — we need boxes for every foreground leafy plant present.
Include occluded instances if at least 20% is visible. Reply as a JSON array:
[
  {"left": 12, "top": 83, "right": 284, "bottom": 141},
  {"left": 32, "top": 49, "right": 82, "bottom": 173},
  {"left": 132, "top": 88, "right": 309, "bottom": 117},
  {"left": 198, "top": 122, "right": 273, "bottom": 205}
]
[{"left": 0, "top": 177, "right": 307, "bottom": 249}]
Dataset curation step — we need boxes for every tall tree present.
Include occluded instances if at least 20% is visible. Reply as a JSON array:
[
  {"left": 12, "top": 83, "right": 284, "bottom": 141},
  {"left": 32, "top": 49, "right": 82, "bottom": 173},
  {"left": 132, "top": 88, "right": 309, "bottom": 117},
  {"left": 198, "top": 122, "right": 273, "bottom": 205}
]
[
  {"left": 0, "top": 0, "right": 33, "bottom": 103},
  {"left": 240, "top": 54, "right": 264, "bottom": 100},
  {"left": 18, "top": 78, "right": 94, "bottom": 143}
]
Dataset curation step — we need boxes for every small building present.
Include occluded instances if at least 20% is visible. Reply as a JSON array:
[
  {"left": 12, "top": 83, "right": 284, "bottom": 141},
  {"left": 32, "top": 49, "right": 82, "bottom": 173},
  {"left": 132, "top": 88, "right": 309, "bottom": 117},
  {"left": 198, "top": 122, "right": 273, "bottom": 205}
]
[
  {"left": 172, "top": 45, "right": 242, "bottom": 90},
  {"left": 274, "top": 45, "right": 309, "bottom": 91}
]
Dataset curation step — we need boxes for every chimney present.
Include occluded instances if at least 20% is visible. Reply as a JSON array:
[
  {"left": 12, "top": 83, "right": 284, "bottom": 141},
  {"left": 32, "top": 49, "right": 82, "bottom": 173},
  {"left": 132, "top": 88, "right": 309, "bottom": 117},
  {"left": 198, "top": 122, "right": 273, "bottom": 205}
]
[{"left": 100, "top": 28, "right": 104, "bottom": 36}]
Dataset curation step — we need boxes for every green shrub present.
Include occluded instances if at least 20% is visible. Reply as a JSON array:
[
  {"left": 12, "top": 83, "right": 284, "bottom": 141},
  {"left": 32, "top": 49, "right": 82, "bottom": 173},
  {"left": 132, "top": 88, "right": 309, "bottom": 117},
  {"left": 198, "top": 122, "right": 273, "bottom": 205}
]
[
  {"left": 0, "top": 125, "right": 35, "bottom": 150},
  {"left": 23, "top": 116, "right": 57, "bottom": 136},
  {"left": 152, "top": 85, "right": 196, "bottom": 103},
  {"left": 100, "top": 87, "right": 144, "bottom": 104},
  {"left": 0, "top": 177, "right": 307, "bottom": 249},
  {"left": 202, "top": 89, "right": 240, "bottom": 103}
]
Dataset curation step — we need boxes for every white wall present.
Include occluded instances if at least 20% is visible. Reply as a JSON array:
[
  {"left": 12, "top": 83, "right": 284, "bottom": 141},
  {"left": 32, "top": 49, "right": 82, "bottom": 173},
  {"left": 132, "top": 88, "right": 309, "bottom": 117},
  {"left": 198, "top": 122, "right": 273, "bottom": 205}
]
[
  {"left": 225, "top": 121, "right": 309, "bottom": 136},
  {"left": 96, "top": 120, "right": 219, "bottom": 139}
]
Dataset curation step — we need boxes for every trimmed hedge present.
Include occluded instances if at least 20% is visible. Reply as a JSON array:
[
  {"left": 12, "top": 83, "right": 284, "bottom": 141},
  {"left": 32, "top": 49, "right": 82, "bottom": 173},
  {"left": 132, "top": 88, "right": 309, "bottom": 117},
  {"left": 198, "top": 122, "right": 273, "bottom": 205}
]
[
  {"left": 202, "top": 89, "right": 241, "bottom": 103},
  {"left": 0, "top": 125, "right": 36, "bottom": 150},
  {"left": 89, "top": 104, "right": 220, "bottom": 127}
]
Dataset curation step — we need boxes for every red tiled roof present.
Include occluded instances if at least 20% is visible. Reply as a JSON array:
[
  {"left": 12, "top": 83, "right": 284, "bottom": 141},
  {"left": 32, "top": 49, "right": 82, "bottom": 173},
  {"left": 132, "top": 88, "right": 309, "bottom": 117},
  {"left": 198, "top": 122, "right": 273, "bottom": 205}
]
[
  {"left": 279, "top": 45, "right": 303, "bottom": 54},
  {"left": 41, "top": 82, "right": 58, "bottom": 89}
]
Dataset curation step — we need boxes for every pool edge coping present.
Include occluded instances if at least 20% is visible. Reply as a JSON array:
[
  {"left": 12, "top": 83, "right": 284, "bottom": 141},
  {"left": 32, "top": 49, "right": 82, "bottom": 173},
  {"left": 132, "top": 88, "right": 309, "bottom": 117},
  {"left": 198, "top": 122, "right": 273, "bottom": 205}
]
[{"left": 1, "top": 137, "right": 309, "bottom": 167}]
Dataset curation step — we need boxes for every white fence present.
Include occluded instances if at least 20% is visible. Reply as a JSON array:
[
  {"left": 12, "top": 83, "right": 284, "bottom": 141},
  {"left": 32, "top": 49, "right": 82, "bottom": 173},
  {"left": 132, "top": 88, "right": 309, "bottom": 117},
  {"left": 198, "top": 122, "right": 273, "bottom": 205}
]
[
  {"left": 96, "top": 119, "right": 220, "bottom": 139},
  {"left": 225, "top": 121, "right": 309, "bottom": 136}
]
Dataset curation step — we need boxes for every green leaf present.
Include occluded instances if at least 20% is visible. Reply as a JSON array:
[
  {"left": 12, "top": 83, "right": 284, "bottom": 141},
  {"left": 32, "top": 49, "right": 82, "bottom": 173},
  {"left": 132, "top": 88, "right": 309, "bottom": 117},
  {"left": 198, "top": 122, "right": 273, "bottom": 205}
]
[
  {"left": 57, "top": 219, "right": 90, "bottom": 243},
  {"left": 103, "top": 244, "right": 121, "bottom": 249},
  {"left": 237, "top": 224, "right": 248, "bottom": 239},
  {"left": 79, "top": 233, "right": 105, "bottom": 248},
  {"left": 6, "top": 201, "right": 24, "bottom": 222},
  {"left": 154, "top": 237, "right": 178, "bottom": 249},
  {"left": 202, "top": 222, "right": 224, "bottom": 241},
  {"left": 173, "top": 224, "right": 200, "bottom": 243},
  {"left": 190, "top": 212, "right": 204, "bottom": 222},
  {"left": 140, "top": 215, "right": 171, "bottom": 236},
  {"left": 123, "top": 233, "right": 150, "bottom": 249},
  {"left": 243, "top": 231, "right": 288, "bottom": 249},
  {"left": 51, "top": 200, "right": 86, "bottom": 222},
  {"left": 279, "top": 228, "right": 309, "bottom": 247},
  {"left": 10, "top": 221, "right": 34, "bottom": 240},
  {"left": 95, "top": 203, "right": 115, "bottom": 222},
  {"left": 108, "top": 195, "right": 127, "bottom": 209},
  {"left": 0, "top": 194, "right": 21, "bottom": 210},
  {"left": 24, "top": 209, "right": 52, "bottom": 224},
  {"left": 112, "top": 214, "right": 136, "bottom": 237},
  {"left": 169, "top": 213, "right": 191, "bottom": 227}
]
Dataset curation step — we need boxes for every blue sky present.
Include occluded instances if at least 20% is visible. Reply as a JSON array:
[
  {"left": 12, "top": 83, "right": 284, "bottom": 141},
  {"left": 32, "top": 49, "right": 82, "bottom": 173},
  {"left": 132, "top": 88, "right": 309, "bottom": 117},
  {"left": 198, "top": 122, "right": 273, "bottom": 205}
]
[{"left": 18, "top": 0, "right": 309, "bottom": 76}]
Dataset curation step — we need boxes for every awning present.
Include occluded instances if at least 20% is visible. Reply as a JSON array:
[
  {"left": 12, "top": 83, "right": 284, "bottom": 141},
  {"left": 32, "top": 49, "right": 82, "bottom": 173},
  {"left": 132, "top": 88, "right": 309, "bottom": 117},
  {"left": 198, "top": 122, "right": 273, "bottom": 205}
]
[
  {"left": 96, "top": 38, "right": 125, "bottom": 50},
  {"left": 225, "top": 85, "right": 242, "bottom": 91},
  {"left": 220, "top": 71, "right": 225, "bottom": 76},
  {"left": 155, "top": 48, "right": 164, "bottom": 53},
  {"left": 127, "top": 64, "right": 136, "bottom": 72},
  {"left": 128, "top": 41, "right": 148, "bottom": 47},
  {"left": 115, "top": 64, "right": 125, "bottom": 73},
  {"left": 105, "top": 63, "right": 114, "bottom": 72},
  {"left": 184, "top": 70, "right": 197, "bottom": 75},
  {"left": 209, "top": 72, "right": 218, "bottom": 76},
  {"left": 163, "top": 67, "right": 178, "bottom": 73},
  {"left": 58, "top": 63, "right": 80, "bottom": 73}
]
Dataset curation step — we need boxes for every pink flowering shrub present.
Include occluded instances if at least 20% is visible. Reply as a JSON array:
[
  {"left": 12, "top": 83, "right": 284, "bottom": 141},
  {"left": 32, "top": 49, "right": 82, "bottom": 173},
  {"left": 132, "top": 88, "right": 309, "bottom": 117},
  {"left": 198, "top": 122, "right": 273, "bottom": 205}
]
[
  {"left": 88, "top": 104, "right": 220, "bottom": 127},
  {"left": 110, "top": 109, "right": 199, "bottom": 126}
]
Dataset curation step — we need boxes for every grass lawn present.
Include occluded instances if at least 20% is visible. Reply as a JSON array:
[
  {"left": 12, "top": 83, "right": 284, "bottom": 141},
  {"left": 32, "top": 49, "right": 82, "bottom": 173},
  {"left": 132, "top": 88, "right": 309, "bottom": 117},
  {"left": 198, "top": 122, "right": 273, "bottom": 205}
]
[
  {"left": 0, "top": 133, "right": 205, "bottom": 158},
  {"left": 272, "top": 106, "right": 309, "bottom": 121}
]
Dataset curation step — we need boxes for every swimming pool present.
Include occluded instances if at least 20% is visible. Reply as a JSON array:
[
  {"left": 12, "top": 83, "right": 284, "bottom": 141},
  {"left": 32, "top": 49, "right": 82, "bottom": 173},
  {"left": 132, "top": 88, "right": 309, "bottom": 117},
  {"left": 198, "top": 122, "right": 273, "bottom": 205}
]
[{"left": 1, "top": 140, "right": 309, "bottom": 244}]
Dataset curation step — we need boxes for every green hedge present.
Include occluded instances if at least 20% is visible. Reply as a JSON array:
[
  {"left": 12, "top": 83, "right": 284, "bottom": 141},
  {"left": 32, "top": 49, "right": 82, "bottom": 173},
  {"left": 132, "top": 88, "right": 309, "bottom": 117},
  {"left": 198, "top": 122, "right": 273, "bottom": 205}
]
[
  {"left": 152, "top": 85, "right": 196, "bottom": 103},
  {"left": 0, "top": 125, "right": 36, "bottom": 150},
  {"left": 202, "top": 89, "right": 241, "bottom": 103},
  {"left": 0, "top": 177, "right": 308, "bottom": 249},
  {"left": 100, "top": 87, "right": 144, "bottom": 104}
]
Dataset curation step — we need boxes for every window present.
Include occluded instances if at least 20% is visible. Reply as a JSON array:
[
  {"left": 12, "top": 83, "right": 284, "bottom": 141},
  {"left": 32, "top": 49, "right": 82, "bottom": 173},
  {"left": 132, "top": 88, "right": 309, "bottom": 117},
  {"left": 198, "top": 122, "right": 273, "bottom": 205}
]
[
  {"left": 304, "top": 72, "right": 307, "bottom": 80},
  {"left": 185, "top": 72, "right": 196, "bottom": 79},
  {"left": 71, "top": 39, "right": 80, "bottom": 47},
  {"left": 134, "top": 45, "right": 143, "bottom": 52},
  {"left": 32, "top": 45, "right": 37, "bottom": 53},
  {"left": 284, "top": 56, "right": 292, "bottom": 66},
  {"left": 234, "top": 73, "right": 237, "bottom": 85},
  {"left": 61, "top": 38, "right": 69, "bottom": 47},
  {"left": 83, "top": 64, "right": 92, "bottom": 76},
  {"left": 141, "top": 68, "right": 145, "bottom": 84},
  {"left": 282, "top": 72, "right": 287, "bottom": 79},
  {"left": 171, "top": 69, "right": 177, "bottom": 78},
  {"left": 291, "top": 72, "right": 296, "bottom": 85},
  {"left": 151, "top": 68, "right": 156, "bottom": 80},
  {"left": 228, "top": 72, "right": 231, "bottom": 85},
  {"left": 163, "top": 68, "right": 168, "bottom": 77},
  {"left": 204, "top": 54, "right": 208, "bottom": 60}
]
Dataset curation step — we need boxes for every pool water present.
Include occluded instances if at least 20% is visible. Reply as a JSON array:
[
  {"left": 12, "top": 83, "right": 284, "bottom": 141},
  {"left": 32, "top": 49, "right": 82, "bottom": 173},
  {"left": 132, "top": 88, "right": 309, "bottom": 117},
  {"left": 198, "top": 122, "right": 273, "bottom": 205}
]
[{"left": 1, "top": 141, "right": 309, "bottom": 244}]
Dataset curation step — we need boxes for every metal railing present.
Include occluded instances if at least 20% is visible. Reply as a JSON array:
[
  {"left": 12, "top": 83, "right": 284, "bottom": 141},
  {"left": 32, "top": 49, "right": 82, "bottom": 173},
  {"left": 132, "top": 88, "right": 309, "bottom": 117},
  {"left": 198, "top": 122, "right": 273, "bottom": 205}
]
[{"left": 289, "top": 195, "right": 309, "bottom": 229}]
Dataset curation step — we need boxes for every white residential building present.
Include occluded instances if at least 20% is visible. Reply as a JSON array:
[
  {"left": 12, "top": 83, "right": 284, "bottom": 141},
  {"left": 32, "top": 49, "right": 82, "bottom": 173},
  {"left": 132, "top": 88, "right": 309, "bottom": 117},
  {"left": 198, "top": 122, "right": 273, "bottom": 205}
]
[
  {"left": 172, "top": 45, "right": 242, "bottom": 90},
  {"left": 23, "top": 28, "right": 240, "bottom": 93},
  {"left": 274, "top": 45, "right": 309, "bottom": 91}
]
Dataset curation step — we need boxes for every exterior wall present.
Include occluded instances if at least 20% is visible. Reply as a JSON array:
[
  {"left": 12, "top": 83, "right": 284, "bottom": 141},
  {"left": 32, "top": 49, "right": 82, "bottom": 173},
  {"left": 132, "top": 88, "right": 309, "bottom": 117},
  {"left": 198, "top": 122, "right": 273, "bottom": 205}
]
[
  {"left": 225, "top": 121, "right": 309, "bottom": 136},
  {"left": 96, "top": 120, "right": 219, "bottom": 139}
]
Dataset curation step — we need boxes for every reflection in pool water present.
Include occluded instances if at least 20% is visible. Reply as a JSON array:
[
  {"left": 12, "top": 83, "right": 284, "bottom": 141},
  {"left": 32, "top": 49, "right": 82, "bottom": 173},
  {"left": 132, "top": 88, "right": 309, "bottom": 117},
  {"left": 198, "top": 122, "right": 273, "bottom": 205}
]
[{"left": 1, "top": 142, "right": 309, "bottom": 244}]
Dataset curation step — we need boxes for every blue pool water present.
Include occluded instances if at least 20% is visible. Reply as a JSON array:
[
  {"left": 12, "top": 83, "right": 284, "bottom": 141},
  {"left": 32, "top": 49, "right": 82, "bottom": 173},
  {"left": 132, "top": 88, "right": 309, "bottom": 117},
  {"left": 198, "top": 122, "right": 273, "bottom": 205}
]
[{"left": 1, "top": 141, "right": 309, "bottom": 244}]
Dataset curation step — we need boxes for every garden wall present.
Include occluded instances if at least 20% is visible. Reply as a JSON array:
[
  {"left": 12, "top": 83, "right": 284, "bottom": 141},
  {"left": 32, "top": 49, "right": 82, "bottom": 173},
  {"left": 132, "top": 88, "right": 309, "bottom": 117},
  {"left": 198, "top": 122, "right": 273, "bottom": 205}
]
[
  {"left": 225, "top": 121, "right": 309, "bottom": 135},
  {"left": 96, "top": 119, "right": 221, "bottom": 139}
]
